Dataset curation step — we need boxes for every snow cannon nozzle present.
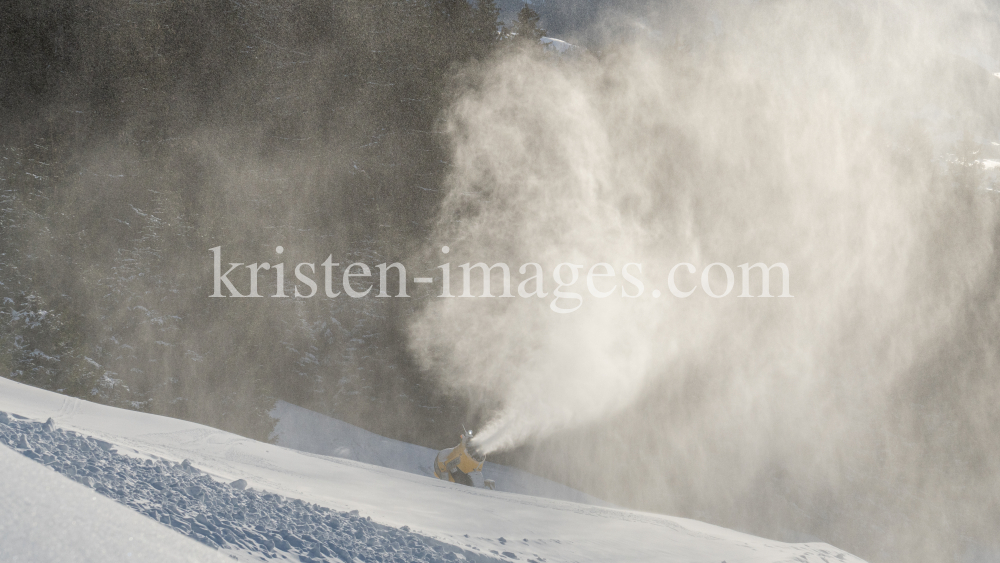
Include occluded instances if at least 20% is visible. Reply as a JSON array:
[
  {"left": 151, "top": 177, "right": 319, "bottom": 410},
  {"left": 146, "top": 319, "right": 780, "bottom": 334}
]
[
  {"left": 461, "top": 426, "right": 486, "bottom": 462},
  {"left": 467, "top": 440, "right": 486, "bottom": 463}
]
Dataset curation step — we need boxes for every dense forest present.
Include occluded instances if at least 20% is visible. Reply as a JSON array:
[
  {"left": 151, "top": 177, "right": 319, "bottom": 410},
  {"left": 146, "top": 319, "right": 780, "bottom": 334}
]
[{"left": 0, "top": 0, "right": 547, "bottom": 445}]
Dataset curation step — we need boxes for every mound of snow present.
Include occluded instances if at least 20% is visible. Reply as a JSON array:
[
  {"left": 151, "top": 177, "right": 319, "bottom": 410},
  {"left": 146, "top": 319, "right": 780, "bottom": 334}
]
[{"left": 540, "top": 37, "right": 576, "bottom": 53}]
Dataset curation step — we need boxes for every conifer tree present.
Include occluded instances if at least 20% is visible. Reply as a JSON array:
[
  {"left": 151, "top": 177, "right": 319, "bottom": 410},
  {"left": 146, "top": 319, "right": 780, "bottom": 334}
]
[
  {"left": 472, "top": 0, "right": 502, "bottom": 49},
  {"left": 510, "top": 3, "right": 546, "bottom": 43}
]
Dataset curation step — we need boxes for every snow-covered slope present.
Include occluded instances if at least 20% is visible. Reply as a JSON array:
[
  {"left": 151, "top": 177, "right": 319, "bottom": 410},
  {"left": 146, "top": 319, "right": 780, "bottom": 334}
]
[
  {"left": 270, "top": 400, "right": 609, "bottom": 506},
  {"left": 0, "top": 440, "right": 232, "bottom": 563},
  {"left": 0, "top": 413, "right": 502, "bottom": 563},
  {"left": 540, "top": 37, "right": 577, "bottom": 54},
  {"left": 0, "top": 376, "right": 867, "bottom": 563}
]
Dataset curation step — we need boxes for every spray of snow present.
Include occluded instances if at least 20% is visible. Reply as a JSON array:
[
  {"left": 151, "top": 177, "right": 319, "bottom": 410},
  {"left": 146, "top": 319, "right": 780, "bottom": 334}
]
[{"left": 408, "top": 1, "right": 1000, "bottom": 560}]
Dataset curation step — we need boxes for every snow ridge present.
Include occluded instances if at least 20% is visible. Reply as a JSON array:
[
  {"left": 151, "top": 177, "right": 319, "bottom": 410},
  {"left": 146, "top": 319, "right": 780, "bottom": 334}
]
[
  {"left": 0, "top": 411, "right": 511, "bottom": 563},
  {"left": 270, "top": 400, "right": 609, "bottom": 507}
]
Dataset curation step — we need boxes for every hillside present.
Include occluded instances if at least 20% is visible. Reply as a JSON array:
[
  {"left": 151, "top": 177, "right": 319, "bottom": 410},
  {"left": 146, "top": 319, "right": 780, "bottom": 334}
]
[{"left": 0, "top": 375, "right": 866, "bottom": 563}]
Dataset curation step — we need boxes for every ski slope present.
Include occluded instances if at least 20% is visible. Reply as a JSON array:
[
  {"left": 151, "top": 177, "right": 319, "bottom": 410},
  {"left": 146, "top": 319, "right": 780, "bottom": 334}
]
[
  {"left": 0, "top": 440, "right": 231, "bottom": 563},
  {"left": 0, "top": 376, "right": 867, "bottom": 563},
  {"left": 270, "top": 400, "right": 609, "bottom": 506}
]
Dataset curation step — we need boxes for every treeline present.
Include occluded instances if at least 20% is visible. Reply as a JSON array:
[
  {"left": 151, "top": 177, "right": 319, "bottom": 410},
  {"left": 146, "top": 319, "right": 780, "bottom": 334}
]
[{"left": 0, "top": 0, "right": 543, "bottom": 444}]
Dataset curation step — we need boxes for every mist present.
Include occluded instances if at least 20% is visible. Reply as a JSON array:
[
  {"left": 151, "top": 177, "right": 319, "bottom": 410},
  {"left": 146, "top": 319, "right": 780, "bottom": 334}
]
[
  {"left": 408, "top": 1, "right": 1000, "bottom": 561},
  {"left": 0, "top": 0, "right": 494, "bottom": 446}
]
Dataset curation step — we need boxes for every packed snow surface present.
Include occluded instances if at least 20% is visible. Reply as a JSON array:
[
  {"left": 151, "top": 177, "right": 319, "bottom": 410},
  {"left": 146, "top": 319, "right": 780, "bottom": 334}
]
[
  {"left": 0, "top": 376, "right": 868, "bottom": 563},
  {"left": 0, "top": 434, "right": 231, "bottom": 563},
  {"left": 0, "top": 414, "right": 502, "bottom": 563}
]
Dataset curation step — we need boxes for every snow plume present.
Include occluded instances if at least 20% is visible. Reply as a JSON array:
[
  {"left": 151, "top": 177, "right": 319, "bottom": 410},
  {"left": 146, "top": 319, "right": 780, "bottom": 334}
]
[{"left": 409, "top": 1, "right": 1000, "bottom": 560}]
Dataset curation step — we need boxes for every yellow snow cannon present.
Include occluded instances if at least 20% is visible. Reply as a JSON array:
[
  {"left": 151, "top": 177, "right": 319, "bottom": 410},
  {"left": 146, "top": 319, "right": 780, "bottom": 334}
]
[{"left": 433, "top": 428, "right": 494, "bottom": 489}]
